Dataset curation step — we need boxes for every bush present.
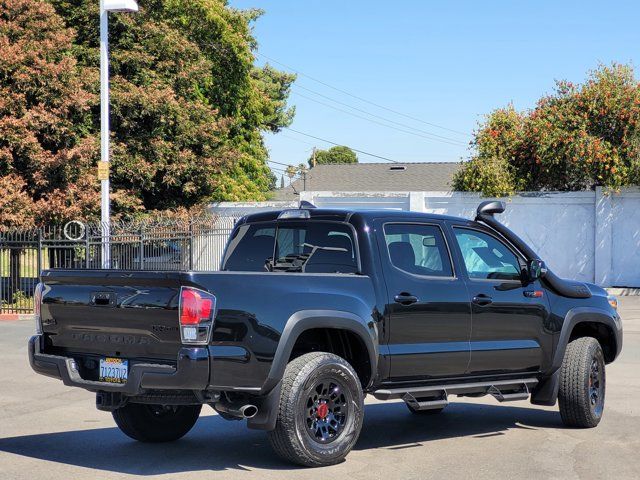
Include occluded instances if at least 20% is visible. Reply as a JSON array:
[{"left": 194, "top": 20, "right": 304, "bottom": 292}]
[{"left": 455, "top": 64, "right": 640, "bottom": 193}]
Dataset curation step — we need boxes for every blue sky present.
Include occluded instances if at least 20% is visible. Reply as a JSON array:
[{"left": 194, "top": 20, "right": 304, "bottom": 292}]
[{"left": 231, "top": 0, "right": 639, "bottom": 177}]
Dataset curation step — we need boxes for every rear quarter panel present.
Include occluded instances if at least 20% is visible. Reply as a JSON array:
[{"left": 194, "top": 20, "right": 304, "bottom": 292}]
[{"left": 189, "top": 271, "right": 378, "bottom": 390}]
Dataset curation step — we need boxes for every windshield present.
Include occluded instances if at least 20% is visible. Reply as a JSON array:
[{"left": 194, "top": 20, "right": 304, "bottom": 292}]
[{"left": 222, "top": 221, "right": 359, "bottom": 274}]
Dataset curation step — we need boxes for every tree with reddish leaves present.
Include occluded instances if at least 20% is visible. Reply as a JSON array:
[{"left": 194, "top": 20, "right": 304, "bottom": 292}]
[
  {"left": 0, "top": 0, "right": 101, "bottom": 227},
  {"left": 453, "top": 64, "right": 640, "bottom": 196},
  {"left": 0, "top": 0, "right": 296, "bottom": 227}
]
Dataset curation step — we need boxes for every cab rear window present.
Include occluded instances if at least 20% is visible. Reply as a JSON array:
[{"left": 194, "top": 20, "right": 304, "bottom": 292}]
[{"left": 222, "top": 222, "right": 358, "bottom": 274}]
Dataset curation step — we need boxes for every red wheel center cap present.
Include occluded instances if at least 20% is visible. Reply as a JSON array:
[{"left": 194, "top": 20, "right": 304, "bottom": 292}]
[{"left": 316, "top": 403, "right": 329, "bottom": 419}]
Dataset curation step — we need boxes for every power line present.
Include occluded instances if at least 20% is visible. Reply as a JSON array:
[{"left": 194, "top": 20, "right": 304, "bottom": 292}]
[
  {"left": 292, "top": 91, "right": 467, "bottom": 147},
  {"left": 285, "top": 127, "right": 400, "bottom": 163},
  {"left": 294, "top": 85, "right": 468, "bottom": 145},
  {"left": 268, "top": 159, "right": 299, "bottom": 168},
  {"left": 256, "top": 51, "right": 470, "bottom": 137},
  {"left": 277, "top": 133, "right": 316, "bottom": 146}
]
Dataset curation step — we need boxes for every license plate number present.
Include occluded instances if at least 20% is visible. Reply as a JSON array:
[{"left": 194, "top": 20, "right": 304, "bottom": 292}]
[{"left": 99, "top": 357, "right": 129, "bottom": 384}]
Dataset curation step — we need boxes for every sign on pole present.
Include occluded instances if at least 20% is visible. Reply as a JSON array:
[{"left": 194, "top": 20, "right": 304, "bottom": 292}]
[{"left": 97, "top": 162, "right": 110, "bottom": 181}]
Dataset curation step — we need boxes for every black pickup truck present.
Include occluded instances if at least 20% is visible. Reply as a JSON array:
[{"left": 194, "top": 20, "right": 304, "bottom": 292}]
[{"left": 29, "top": 201, "right": 623, "bottom": 466}]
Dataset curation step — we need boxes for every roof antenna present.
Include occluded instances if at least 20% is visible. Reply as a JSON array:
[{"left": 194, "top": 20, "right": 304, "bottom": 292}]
[{"left": 299, "top": 200, "right": 316, "bottom": 209}]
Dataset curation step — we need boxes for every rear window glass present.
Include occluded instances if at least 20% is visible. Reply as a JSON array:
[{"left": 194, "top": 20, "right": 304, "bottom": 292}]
[
  {"left": 384, "top": 223, "right": 453, "bottom": 277},
  {"left": 222, "top": 222, "right": 358, "bottom": 274}
]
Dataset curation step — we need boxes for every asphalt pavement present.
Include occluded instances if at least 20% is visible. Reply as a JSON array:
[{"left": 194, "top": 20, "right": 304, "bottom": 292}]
[{"left": 1, "top": 297, "right": 639, "bottom": 479}]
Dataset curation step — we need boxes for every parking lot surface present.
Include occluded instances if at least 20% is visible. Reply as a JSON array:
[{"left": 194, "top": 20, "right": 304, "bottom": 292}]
[{"left": 1, "top": 297, "right": 639, "bottom": 480}]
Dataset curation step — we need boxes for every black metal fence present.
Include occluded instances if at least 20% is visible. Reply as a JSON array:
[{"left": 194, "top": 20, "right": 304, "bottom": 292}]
[{"left": 0, "top": 216, "right": 237, "bottom": 313}]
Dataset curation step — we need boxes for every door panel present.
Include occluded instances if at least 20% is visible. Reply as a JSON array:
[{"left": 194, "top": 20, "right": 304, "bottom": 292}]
[
  {"left": 376, "top": 220, "right": 471, "bottom": 380},
  {"left": 451, "top": 226, "right": 552, "bottom": 375}
]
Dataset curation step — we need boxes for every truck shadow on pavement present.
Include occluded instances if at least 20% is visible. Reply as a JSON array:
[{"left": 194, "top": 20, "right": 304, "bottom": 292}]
[{"left": 0, "top": 401, "right": 563, "bottom": 473}]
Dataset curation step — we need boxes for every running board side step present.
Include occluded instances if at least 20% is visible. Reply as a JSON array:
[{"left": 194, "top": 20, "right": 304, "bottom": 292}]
[
  {"left": 373, "top": 377, "right": 538, "bottom": 408},
  {"left": 487, "top": 384, "right": 531, "bottom": 402},
  {"left": 402, "top": 392, "right": 449, "bottom": 411}
]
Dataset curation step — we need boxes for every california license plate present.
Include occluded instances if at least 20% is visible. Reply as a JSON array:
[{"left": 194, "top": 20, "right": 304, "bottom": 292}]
[{"left": 99, "top": 357, "right": 129, "bottom": 384}]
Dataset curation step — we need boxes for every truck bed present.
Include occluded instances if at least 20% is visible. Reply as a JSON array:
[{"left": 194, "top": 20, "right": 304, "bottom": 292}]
[{"left": 39, "top": 269, "right": 376, "bottom": 390}]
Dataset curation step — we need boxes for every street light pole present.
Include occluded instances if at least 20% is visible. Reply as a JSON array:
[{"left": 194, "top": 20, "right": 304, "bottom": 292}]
[
  {"left": 99, "top": 3, "right": 110, "bottom": 269},
  {"left": 99, "top": 0, "right": 138, "bottom": 269}
]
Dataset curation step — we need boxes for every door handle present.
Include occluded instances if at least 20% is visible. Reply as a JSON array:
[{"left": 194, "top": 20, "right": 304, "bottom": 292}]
[
  {"left": 394, "top": 293, "right": 418, "bottom": 305},
  {"left": 472, "top": 294, "right": 493, "bottom": 306}
]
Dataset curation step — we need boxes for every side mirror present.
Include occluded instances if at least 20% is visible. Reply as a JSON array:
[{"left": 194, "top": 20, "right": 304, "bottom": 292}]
[{"left": 528, "top": 259, "right": 547, "bottom": 281}]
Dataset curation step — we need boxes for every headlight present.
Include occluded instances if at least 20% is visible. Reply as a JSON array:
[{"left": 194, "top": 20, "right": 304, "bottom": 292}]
[{"left": 607, "top": 294, "right": 618, "bottom": 311}]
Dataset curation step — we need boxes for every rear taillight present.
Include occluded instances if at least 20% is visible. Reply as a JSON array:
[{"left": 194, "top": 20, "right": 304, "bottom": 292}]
[
  {"left": 179, "top": 287, "right": 216, "bottom": 345},
  {"left": 34, "top": 282, "right": 43, "bottom": 335}
]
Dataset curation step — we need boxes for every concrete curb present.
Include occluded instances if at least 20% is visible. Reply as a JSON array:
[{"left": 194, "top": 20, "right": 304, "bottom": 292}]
[
  {"left": 606, "top": 288, "right": 640, "bottom": 297},
  {"left": 0, "top": 314, "right": 34, "bottom": 322}
]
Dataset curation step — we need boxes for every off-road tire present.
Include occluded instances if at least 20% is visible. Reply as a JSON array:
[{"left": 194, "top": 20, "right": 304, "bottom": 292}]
[
  {"left": 268, "top": 352, "right": 364, "bottom": 467},
  {"left": 558, "top": 336, "right": 606, "bottom": 428},
  {"left": 113, "top": 403, "right": 202, "bottom": 442}
]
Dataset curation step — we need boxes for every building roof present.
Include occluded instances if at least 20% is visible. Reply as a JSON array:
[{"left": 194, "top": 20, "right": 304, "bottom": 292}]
[{"left": 272, "top": 162, "right": 461, "bottom": 200}]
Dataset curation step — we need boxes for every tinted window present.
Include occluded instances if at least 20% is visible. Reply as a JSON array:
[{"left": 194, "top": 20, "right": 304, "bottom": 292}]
[
  {"left": 274, "top": 222, "right": 357, "bottom": 273},
  {"left": 384, "top": 223, "right": 453, "bottom": 277},
  {"left": 454, "top": 229, "right": 522, "bottom": 281},
  {"left": 222, "top": 222, "right": 358, "bottom": 274},
  {"left": 221, "top": 224, "right": 275, "bottom": 271}
]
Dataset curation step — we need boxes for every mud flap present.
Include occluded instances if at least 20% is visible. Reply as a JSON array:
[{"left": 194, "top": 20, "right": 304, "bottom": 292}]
[
  {"left": 246, "top": 380, "right": 282, "bottom": 431},
  {"left": 530, "top": 370, "right": 560, "bottom": 406}
]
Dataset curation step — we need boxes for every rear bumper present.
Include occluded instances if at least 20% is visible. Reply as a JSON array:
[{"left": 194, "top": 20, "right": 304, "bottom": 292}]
[{"left": 28, "top": 335, "right": 210, "bottom": 395}]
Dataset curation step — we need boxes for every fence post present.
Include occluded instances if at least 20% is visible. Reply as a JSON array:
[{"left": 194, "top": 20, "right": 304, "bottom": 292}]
[
  {"left": 85, "top": 225, "right": 90, "bottom": 268},
  {"left": 37, "top": 228, "right": 43, "bottom": 278},
  {"left": 594, "top": 186, "right": 613, "bottom": 287},
  {"left": 189, "top": 222, "right": 194, "bottom": 271},
  {"left": 139, "top": 225, "right": 145, "bottom": 270}
]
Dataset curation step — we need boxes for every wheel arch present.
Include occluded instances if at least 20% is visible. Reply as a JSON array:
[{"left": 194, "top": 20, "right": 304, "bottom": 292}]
[
  {"left": 553, "top": 307, "right": 622, "bottom": 370},
  {"left": 261, "top": 310, "right": 378, "bottom": 394},
  {"left": 533, "top": 306, "right": 621, "bottom": 407}
]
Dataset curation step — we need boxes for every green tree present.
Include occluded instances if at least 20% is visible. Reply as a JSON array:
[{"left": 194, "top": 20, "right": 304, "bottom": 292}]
[
  {"left": 0, "top": 0, "right": 101, "bottom": 226},
  {"left": 309, "top": 145, "right": 358, "bottom": 167},
  {"left": 50, "top": 0, "right": 295, "bottom": 209},
  {"left": 453, "top": 64, "right": 640, "bottom": 195},
  {"left": 0, "top": 0, "right": 295, "bottom": 226}
]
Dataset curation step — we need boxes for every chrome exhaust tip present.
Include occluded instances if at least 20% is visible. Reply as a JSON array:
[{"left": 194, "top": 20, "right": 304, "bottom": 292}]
[
  {"left": 239, "top": 404, "right": 258, "bottom": 419},
  {"left": 215, "top": 401, "right": 258, "bottom": 419}
]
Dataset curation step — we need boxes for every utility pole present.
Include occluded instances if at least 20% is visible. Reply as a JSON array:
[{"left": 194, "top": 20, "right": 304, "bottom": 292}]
[{"left": 297, "top": 164, "right": 308, "bottom": 191}]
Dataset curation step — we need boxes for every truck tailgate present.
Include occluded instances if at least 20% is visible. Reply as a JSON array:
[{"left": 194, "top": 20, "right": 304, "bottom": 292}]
[{"left": 40, "top": 270, "right": 188, "bottom": 361}]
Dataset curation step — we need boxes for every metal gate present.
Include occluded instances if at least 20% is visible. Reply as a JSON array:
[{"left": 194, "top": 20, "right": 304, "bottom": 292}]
[{"left": 0, "top": 216, "right": 237, "bottom": 313}]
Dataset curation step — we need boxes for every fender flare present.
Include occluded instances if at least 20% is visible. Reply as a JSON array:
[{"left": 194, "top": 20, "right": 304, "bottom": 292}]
[
  {"left": 551, "top": 306, "right": 622, "bottom": 372},
  {"left": 261, "top": 309, "right": 378, "bottom": 394},
  {"left": 532, "top": 306, "right": 622, "bottom": 406},
  {"left": 248, "top": 310, "right": 378, "bottom": 431}
]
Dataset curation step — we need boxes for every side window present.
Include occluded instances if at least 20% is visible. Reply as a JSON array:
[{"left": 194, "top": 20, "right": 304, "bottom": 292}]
[
  {"left": 222, "top": 224, "right": 275, "bottom": 271},
  {"left": 384, "top": 223, "right": 453, "bottom": 277},
  {"left": 453, "top": 229, "right": 522, "bottom": 281}
]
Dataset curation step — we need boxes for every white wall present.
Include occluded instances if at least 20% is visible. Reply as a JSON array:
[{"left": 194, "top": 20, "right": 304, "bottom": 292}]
[{"left": 295, "top": 188, "right": 640, "bottom": 287}]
